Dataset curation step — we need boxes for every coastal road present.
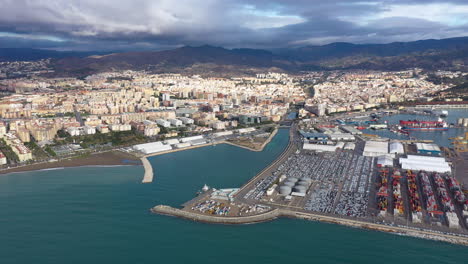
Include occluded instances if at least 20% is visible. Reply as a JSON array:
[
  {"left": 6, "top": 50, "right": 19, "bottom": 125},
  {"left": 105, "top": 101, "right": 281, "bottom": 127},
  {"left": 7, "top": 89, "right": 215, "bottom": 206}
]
[{"left": 235, "top": 122, "right": 300, "bottom": 202}]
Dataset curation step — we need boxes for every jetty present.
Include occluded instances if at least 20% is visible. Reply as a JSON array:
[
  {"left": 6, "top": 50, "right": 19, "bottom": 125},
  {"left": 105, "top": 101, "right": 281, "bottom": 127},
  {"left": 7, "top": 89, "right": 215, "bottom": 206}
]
[
  {"left": 151, "top": 205, "right": 468, "bottom": 246},
  {"left": 141, "top": 157, "right": 153, "bottom": 183}
]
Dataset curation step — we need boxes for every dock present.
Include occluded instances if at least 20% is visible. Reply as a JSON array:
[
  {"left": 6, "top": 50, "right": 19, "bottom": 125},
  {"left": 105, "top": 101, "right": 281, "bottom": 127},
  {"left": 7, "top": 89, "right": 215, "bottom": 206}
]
[{"left": 141, "top": 157, "right": 154, "bottom": 183}]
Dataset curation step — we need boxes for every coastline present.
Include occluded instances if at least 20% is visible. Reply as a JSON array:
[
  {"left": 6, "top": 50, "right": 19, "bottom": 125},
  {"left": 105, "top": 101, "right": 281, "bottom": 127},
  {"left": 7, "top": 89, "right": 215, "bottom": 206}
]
[
  {"left": 0, "top": 150, "right": 141, "bottom": 175},
  {"left": 0, "top": 128, "right": 279, "bottom": 178},
  {"left": 143, "top": 128, "right": 279, "bottom": 158}
]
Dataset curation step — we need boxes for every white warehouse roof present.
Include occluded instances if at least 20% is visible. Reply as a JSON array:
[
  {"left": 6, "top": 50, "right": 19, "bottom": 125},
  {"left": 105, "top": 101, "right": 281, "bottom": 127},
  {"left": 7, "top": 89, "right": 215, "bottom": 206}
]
[
  {"left": 363, "top": 141, "right": 389, "bottom": 157},
  {"left": 389, "top": 142, "right": 404, "bottom": 154}
]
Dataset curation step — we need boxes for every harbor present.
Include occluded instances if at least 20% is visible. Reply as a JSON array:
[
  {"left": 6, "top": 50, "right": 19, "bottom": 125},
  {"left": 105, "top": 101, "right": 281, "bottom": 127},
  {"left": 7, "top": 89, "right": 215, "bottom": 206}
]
[{"left": 151, "top": 108, "right": 468, "bottom": 246}]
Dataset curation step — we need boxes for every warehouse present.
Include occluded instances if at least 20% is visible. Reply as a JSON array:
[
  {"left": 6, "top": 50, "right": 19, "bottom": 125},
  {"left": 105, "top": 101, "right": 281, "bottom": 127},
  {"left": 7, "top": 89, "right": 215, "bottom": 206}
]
[
  {"left": 299, "top": 131, "right": 328, "bottom": 143},
  {"left": 164, "top": 138, "right": 180, "bottom": 145},
  {"left": 399, "top": 155, "right": 451, "bottom": 173},
  {"left": 340, "top": 126, "right": 363, "bottom": 135},
  {"left": 175, "top": 142, "right": 191, "bottom": 149},
  {"left": 363, "top": 141, "right": 389, "bottom": 157},
  {"left": 329, "top": 133, "right": 355, "bottom": 141},
  {"left": 416, "top": 143, "right": 441, "bottom": 156},
  {"left": 389, "top": 142, "right": 405, "bottom": 154},
  {"left": 303, "top": 142, "right": 345, "bottom": 152},
  {"left": 133, "top": 142, "right": 173, "bottom": 154},
  {"left": 237, "top": 127, "right": 256, "bottom": 134},
  {"left": 180, "top": 135, "right": 204, "bottom": 143},
  {"left": 213, "top": 131, "right": 233, "bottom": 137},
  {"left": 377, "top": 155, "right": 394, "bottom": 167}
]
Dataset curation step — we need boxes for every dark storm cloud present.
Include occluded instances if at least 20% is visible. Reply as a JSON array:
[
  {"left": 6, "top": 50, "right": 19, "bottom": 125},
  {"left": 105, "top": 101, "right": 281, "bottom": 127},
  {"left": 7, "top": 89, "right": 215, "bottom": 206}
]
[{"left": 0, "top": 0, "right": 467, "bottom": 51}]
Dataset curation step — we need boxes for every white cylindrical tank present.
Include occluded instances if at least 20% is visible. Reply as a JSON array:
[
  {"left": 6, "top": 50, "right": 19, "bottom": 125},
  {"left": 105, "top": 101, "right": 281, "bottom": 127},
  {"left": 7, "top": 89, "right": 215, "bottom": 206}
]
[
  {"left": 288, "top": 177, "right": 299, "bottom": 183},
  {"left": 279, "top": 186, "right": 292, "bottom": 195},
  {"left": 293, "top": 185, "right": 307, "bottom": 193}
]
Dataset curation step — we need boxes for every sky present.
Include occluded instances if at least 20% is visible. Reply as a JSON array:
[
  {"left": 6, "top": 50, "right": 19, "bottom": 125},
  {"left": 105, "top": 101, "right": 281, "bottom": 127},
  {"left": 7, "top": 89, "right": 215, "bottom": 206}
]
[{"left": 0, "top": 0, "right": 467, "bottom": 51}]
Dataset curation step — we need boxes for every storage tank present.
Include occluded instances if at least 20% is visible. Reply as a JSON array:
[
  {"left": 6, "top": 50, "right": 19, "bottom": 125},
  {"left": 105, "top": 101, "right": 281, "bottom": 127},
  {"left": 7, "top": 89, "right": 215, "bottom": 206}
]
[
  {"left": 293, "top": 185, "right": 307, "bottom": 193},
  {"left": 297, "top": 181, "right": 310, "bottom": 187},
  {"left": 283, "top": 181, "right": 295, "bottom": 187},
  {"left": 279, "top": 186, "right": 292, "bottom": 195},
  {"left": 287, "top": 177, "right": 299, "bottom": 183},
  {"left": 300, "top": 177, "right": 312, "bottom": 184}
]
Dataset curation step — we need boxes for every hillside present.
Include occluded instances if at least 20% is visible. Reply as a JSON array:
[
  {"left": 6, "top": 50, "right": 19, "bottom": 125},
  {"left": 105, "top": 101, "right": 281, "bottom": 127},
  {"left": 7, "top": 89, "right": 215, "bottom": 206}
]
[{"left": 4, "top": 37, "right": 468, "bottom": 77}]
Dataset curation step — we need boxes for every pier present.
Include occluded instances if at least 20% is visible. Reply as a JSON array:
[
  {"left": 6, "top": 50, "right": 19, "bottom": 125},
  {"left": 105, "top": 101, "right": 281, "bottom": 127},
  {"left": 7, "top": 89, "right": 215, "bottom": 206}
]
[{"left": 141, "top": 157, "right": 153, "bottom": 183}]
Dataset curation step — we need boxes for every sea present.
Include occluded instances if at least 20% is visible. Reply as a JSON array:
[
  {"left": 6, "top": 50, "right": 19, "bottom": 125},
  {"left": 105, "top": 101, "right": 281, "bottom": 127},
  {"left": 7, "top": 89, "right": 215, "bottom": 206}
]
[
  {"left": 363, "top": 109, "right": 468, "bottom": 147},
  {"left": 1, "top": 129, "right": 468, "bottom": 264}
]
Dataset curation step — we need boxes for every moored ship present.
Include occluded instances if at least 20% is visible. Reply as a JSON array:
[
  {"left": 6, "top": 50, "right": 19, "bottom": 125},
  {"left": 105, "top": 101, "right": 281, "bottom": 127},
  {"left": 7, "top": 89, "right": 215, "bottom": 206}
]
[{"left": 399, "top": 119, "right": 448, "bottom": 131}]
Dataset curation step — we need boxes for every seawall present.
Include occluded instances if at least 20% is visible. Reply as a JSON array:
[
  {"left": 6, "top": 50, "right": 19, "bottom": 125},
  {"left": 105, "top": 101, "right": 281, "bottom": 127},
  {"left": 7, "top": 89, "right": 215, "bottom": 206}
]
[
  {"left": 151, "top": 205, "right": 468, "bottom": 246},
  {"left": 152, "top": 205, "right": 281, "bottom": 224}
]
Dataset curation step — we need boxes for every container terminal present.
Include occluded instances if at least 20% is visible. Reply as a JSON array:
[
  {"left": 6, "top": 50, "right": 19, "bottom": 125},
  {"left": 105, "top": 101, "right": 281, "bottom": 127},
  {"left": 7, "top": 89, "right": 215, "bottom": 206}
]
[{"left": 151, "top": 110, "right": 468, "bottom": 246}]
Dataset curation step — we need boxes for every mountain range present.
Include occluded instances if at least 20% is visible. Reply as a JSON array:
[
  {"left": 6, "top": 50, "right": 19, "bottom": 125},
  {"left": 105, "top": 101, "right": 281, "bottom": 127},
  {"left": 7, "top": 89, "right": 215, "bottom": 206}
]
[{"left": 1, "top": 37, "right": 468, "bottom": 76}]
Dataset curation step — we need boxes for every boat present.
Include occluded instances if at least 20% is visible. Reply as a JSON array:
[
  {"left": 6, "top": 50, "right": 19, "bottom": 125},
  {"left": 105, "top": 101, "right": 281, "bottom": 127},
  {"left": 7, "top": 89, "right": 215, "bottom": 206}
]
[
  {"left": 399, "top": 119, "right": 448, "bottom": 131},
  {"left": 430, "top": 109, "right": 448, "bottom": 117}
]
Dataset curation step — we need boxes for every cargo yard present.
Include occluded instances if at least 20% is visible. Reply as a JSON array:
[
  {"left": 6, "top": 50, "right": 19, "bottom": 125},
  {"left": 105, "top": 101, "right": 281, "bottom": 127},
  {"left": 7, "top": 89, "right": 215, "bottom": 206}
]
[{"left": 152, "top": 110, "right": 468, "bottom": 246}]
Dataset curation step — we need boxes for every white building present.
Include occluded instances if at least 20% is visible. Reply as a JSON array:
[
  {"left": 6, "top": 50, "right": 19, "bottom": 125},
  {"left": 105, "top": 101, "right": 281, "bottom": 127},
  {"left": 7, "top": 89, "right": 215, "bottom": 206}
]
[
  {"left": 133, "top": 141, "right": 172, "bottom": 154},
  {"left": 178, "top": 117, "right": 194, "bottom": 125},
  {"left": 67, "top": 127, "right": 80, "bottom": 136},
  {"left": 156, "top": 119, "right": 171, "bottom": 128},
  {"left": 169, "top": 118, "right": 183, "bottom": 127},
  {"left": 363, "top": 141, "right": 389, "bottom": 157}
]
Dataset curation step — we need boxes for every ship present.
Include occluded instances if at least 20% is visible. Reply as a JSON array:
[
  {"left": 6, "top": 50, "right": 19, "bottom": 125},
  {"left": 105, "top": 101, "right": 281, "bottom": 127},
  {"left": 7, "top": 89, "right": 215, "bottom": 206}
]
[
  {"left": 399, "top": 119, "right": 448, "bottom": 131},
  {"left": 430, "top": 109, "right": 448, "bottom": 117}
]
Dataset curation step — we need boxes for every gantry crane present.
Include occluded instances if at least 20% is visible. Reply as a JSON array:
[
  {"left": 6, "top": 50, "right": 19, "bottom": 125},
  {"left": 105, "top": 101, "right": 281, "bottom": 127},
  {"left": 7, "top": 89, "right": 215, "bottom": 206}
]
[{"left": 450, "top": 132, "right": 468, "bottom": 153}]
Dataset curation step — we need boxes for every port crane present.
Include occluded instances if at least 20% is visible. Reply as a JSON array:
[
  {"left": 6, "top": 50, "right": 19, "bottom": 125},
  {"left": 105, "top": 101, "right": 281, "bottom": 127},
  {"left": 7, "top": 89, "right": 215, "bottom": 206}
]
[{"left": 450, "top": 132, "right": 468, "bottom": 153}]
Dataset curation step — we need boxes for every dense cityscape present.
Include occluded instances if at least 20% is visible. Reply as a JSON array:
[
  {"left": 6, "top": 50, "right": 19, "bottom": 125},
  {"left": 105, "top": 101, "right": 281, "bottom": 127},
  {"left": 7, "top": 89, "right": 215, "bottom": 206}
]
[{"left": 2, "top": 1, "right": 468, "bottom": 263}]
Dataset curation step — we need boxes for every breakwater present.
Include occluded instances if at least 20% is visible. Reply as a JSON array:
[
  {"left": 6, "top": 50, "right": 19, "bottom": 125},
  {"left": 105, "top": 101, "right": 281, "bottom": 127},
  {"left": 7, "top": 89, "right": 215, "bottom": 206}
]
[
  {"left": 141, "top": 157, "right": 153, "bottom": 183},
  {"left": 152, "top": 205, "right": 281, "bottom": 224},
  {"left": 152, "top": 205, "right": 468, "bottom": 246}
]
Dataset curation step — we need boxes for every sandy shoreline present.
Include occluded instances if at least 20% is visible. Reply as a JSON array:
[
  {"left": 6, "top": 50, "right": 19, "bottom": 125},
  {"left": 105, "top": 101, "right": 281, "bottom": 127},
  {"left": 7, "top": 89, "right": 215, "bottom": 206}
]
[{"left": 0, "top": 150, "right": 141, "bottom": 175}]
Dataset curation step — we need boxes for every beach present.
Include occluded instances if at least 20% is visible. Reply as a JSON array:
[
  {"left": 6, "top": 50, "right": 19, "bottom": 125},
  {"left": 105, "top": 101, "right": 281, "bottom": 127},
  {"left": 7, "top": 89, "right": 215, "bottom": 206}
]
[{"left": 0, "top": 150, "right": 141, "bottom": 175}]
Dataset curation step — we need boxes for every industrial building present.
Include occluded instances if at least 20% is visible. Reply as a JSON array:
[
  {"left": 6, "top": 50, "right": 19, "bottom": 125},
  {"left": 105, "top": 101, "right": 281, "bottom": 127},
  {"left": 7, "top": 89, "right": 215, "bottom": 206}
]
[
  {"left": 133, "top": 142, "right": 173, "bottom": 154},
  {"left": 164, "top": 138, "right": 180, "bottom": 145},
  {"left": 363, "top": 141, "right": 389, "bottom": 157},
  {"left": 237, "top": 127, "right": 256, "bottom": 134},
  {"left": 416, "top": 143, "right": 442, "bottom": 156},
  {"left": 303, "top": 142, "right": 345, "bottom": 152},
  {"left": 389, "top": 142, "right": 405, "bottom": 154},
  {"left": 299, "top": 131, "right": 328, "bottom": 143},
  {"left": 213, "top": 131, "right": 233, "bottom": 137},
  {"left": 399, "top": 155, "right": 451, "bottom": 173},
  {"left": 180, "top": 135, "right": 204, "bottom": 143},
  {"left": 329, "top": 133, "right": 355, "bottom": 141},
  {"left": 377, "top": 155, "right": 393, "bottom": 167},
  {"left": 341, "top": 126, "right": 363, "bottom": 135}
]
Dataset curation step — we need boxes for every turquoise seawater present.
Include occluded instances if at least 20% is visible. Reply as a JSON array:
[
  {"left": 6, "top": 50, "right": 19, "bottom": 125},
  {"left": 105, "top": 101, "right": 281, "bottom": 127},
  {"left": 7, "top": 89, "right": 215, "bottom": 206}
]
[{"left": 1, "top": 129, "right": 467, "bottom": 264}]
